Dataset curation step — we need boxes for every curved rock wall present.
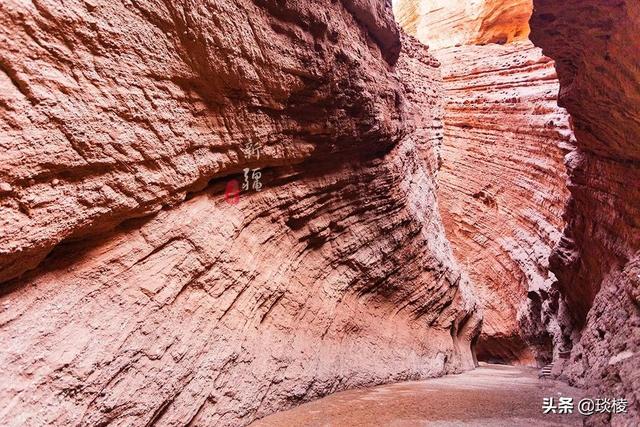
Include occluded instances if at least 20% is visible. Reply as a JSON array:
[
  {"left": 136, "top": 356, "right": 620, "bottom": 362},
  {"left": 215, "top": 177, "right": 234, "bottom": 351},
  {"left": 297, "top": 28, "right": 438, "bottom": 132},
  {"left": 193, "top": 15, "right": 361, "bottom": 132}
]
[
  {"left": 434, "top": 41, "right": 572, "bottom": 365},
  {"left": 392, "top": 0, "right": 531, "bottom": 50},
  {"left": 531, "top": 0, "right": 640, "bottom": 422},
  {"left": 0, "top": 0, "right": 404, "bottom": 284},
  {"left": 0, "top": 145, "right": 479, "bottom": 426},
  {"left": 0, "top": 1, "right": 481, "bottom": 425}
]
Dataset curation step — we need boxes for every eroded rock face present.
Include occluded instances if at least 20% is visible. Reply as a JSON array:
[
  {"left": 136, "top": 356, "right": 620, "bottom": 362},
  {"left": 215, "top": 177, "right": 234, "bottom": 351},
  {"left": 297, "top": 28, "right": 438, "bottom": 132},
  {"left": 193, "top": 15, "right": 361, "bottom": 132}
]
[
  {"left": 393, "top": 0, "right": 573, "bottom": 366},
  {"left": 531, "top": 0, "right": 640, "bottom": 422},
  {"left": 0, "top": 1, "right": 481, "bottom": 425},
  {"left": 392, "top": 0, "right": 531, "bottom": 50},
  {"left": 0, "top": 148, "right": 480, "bottom": 426},
  {"left": 0, "top": 0, "right": 404, "bottom": 284},
  {"left": 434, "top": 41, "right": 572, "bottom": 366}
]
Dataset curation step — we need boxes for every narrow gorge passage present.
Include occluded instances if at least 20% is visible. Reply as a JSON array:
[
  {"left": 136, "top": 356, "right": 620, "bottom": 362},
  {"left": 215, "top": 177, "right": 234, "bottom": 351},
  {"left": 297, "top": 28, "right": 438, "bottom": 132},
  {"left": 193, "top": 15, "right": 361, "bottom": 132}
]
[
  {"left": 433, "top": 40, "right": 572, "bottom": 367},
  {"left": 394, "top": 0, "right": 574, "bottom": 366},
  {"left": 0, "top": 0, "right": 638, "bottom": 426},
  {"left": 395, "top": 1, "right": 639, "bottom": 424}
]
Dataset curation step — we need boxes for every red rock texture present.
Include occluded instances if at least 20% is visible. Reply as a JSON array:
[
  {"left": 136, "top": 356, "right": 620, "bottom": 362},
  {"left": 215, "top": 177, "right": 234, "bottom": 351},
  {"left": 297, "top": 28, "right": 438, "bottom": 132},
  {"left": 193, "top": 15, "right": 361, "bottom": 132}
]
[
  {"left": 531, "top": 0, "right": 640, "bottom": 423},
  {"left": 0, "top": 0, "right": 406, "bottom": 284},
  {"left": 2, "top": 0, "right": 637, "bottom": 424},
  {"left": 0, "top": 151, "right": 480, "bottom": 426},
  {"left": 393, "top": 0, "right": 573, "bottom": 366},
  {"left": 433, "top": 42, "right": 572, "bottom": 366},
  {"left": 0, "top": 1, "right": 482, "bottom": 425},
  {"left": 393, "top": 0, "right": 532, "bottom": 50}
]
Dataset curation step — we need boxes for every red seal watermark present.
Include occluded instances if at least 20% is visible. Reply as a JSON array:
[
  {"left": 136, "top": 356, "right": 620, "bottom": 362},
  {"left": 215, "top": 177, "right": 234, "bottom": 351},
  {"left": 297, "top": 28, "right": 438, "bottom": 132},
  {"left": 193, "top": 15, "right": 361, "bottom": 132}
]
[{"left": 225, "top": 179, "right": 240, "bottom": 205}]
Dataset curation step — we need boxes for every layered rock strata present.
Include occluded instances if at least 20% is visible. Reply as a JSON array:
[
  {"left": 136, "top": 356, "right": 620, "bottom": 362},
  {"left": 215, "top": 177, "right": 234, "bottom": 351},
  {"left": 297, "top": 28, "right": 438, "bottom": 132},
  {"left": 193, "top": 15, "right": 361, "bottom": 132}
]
[
  {"left": 0, "top": 1, "right": 481, "bottom": 426},
  {"left": 393, "top": 0, "right": 573, "bottom": 366},
  {"left": 0, "top": 148, "right": 480, "bottom": 426},
  {"left": 434, "top": 41, "right": 572, "bottom": 365},
  {"left": 0, "top": 0, "right": 406, "bottom": 284},
  {"left": 392, "top": 0, "right": 532, "bottom": 50},
  {"left": 531, "top": 0, "right": 640, "bottom": 423}
]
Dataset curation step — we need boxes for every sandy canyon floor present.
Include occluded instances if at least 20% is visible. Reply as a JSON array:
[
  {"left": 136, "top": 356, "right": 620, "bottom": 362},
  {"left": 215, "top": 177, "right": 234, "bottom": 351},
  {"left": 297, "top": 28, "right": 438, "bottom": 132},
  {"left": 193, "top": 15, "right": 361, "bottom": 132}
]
[{"left": 252, "top": 364, "right": 585, "bottom": 426}]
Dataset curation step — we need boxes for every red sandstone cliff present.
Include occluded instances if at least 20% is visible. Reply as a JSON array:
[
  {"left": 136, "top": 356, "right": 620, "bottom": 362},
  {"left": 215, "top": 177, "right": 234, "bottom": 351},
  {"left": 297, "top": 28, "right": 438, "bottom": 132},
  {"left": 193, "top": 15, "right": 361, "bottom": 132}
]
[
  {"left": 531, "top": 0, "right": 640, "bottom": 423},
  {"left": 0, "top": 1, "right": 480, "bottom": 425},
  {"left": 2, "top": 0, "right": 638, "bottom": 425},
  {"left": 0, "top": 0, "right": 407, "bottom": 284},
  {"left": 393, "top": 0, "right": 531, "bottom": 50},
  {"left": 394, "top": 0, "right": 573, "bottom": 367},
  {"left": 397, "top": 0, "right": 639, "bottom": 423},
  {"left": 434, "top": 41, "right": 573, "bottom": 365}
]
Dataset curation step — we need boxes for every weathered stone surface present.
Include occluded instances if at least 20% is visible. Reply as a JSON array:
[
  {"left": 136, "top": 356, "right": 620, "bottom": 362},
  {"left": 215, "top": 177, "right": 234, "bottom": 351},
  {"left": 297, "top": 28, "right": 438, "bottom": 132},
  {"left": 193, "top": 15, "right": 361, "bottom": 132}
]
[
  {"left": 392, "top": 0, "right": 573, "bottom": 366},
  {"left": 531, "top": 0, "right": 640, "bottom": 423},
  {"left": 560, "top": 255, "right": 640, "bottom": 426},
  {"left": 0, "top": 148, "right": 480, "bottom": 426},
  {"left": 392, "top": 0, "right": 531, "bottom": 50},
  {"left": 3, "top": 0, "right": 638, "bottom": 424},
  {"left": 433, "top": 41, "right": 572, "bottom": 366},
  {"left": 0, "top": 1, "right": 481, "bottom": 425},
  {"left": 0, "top": 0, "right": 406, "bottom": 284}
]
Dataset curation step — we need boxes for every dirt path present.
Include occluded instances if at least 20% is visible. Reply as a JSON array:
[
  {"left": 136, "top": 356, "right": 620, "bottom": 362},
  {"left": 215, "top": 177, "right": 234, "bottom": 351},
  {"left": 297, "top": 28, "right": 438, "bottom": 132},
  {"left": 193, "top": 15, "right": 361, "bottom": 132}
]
[{"left": 251, "top": 364, "right": 585, "bottom": 426}]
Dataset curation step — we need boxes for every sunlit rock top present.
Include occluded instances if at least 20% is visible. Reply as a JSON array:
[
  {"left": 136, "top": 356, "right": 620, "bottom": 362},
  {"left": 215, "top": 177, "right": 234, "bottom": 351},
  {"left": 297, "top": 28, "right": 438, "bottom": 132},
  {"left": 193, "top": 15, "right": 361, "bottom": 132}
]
[{"left": 393, "top": 0, "right": 532, "bottom": 49}]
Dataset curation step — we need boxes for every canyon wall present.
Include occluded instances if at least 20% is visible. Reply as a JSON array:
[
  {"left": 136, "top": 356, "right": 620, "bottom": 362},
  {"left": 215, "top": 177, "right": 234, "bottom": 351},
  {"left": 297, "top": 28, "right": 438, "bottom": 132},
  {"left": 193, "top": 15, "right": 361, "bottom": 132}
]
[
  {"left": 394, "top": 0, "right": 573, "bottom": 366},
  {"left": 435, "top": 41, "right": 572, "bottom": 365},
  {"left": 393, "top": 0, "right": 531, "bottom": 50},
  {"left": 396, "top": 0, "right": 639, "bottom": 422},
  {"left": 0, "top": 1, "right": 481, "bottom": 426},
  {"left": 0, "top": 0, "right": 407, "bottom": 284},
  {"left": 531, "top": 0, "right": 640, "bottom": 423}
]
